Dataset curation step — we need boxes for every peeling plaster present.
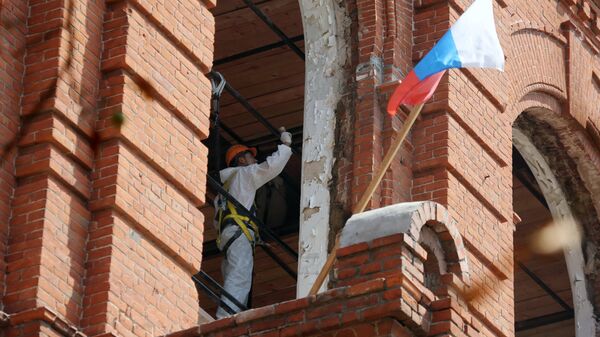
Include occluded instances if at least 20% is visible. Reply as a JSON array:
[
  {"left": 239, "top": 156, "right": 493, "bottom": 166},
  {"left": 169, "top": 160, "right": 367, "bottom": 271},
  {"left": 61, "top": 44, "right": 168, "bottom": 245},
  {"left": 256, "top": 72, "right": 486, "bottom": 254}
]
[
  {"left": 297, "top": 0, "right": 350, "bottom": 297},
  {"left": 513, "top": 128, "right": 596, "bottom": 337}
]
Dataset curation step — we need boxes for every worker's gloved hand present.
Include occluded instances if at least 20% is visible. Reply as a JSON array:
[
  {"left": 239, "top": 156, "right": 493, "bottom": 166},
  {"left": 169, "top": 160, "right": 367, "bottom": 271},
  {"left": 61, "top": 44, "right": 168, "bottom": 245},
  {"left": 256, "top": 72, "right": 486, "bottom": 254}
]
[{"left": 279, "top": 127, "right": 292, "bottom": 146}]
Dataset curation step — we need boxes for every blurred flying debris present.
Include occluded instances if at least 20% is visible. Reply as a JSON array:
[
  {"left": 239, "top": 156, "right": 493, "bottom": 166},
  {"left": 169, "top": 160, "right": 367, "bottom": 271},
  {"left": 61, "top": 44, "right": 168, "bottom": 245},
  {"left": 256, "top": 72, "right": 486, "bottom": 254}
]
[
  {"left": 458, "top": 217, "right": 582, "bottom": 306},
  {"left": 529, "top": 219, "right": 582, "bottom": 255},
  {"left": 111, "top": 112, "right": 125, "bottom": 127}
]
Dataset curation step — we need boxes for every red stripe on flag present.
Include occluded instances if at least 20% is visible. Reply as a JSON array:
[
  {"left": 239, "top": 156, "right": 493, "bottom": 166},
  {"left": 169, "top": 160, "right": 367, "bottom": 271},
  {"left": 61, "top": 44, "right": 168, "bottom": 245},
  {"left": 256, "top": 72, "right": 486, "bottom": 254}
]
[{"left": 386, "top": 70, "right": 446, "bottom": 115}]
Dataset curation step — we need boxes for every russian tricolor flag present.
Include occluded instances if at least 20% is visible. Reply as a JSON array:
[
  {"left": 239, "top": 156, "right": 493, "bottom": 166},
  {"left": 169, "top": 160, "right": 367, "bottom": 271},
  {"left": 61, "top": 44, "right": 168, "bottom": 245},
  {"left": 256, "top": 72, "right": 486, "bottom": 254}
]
[{"left": 387, "top": 0, "right": 505, "bottom": 115}]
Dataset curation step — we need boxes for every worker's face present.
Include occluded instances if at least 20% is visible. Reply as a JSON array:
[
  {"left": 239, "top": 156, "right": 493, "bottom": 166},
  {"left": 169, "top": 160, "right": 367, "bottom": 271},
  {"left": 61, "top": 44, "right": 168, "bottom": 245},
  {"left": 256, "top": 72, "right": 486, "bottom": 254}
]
[{"left": 238, "top": 152, "right": 257, "bottom": 166}]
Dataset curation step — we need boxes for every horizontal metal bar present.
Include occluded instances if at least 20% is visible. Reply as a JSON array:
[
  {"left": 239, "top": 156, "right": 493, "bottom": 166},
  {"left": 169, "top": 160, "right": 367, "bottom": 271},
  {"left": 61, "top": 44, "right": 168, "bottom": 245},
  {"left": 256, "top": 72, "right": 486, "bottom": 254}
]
[
  {"left": 258, "top": 243, "right": 297, "bottom": 280},
  {"left": 515, "top": 310, "right": 574, "bottom": 331},
  {"left": 245, "top": 125, "right": 303, "bottom": 148},
  {"left": 203, "top": 223, "right": 300, "bottom": 258},
  {"left": 209, "top": 71, "right": 302, "bottom": 155},
  {"left": 192, "top": 273, "right": 242, "bottom": 314},
  {"left": 223, "top": 82, "right": 282, "bottom": 143},
  {"left": 517, "top": 261, "right": 572, "bottom": 312},
  {"left": 242, "top": 0, "right": 305, "bottom": 61},
  {"left": 214, "top": 35, "right": 304, "bottom": 66},
  {"left": 194, "top": 278, "right": 235, "bottom": 315},
  {"left": 219, "top": 122, "right": 245, "bottom": 144},
  {"left": 195, "top": 271, "right": 248, "bottom": 312}
]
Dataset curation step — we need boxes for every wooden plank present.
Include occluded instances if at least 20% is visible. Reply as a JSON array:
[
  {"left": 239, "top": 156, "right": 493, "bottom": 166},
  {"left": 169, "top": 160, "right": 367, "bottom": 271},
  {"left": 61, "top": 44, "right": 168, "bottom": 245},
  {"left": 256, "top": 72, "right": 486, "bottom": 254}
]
[
  {"left": 220, "top": 86, "right": 304, "bottom": 121},
  {"left": 216, "top": 46, "right": 305, "bottom": 106},
  {"left": 229, "top": 113, "right": 303, "bottom": 140},
  {"left": 214, "top": 0, "right": 302, "bottom": 58},
  {"left": 210, "top": 0, "right": 269, "bottom": 16}
]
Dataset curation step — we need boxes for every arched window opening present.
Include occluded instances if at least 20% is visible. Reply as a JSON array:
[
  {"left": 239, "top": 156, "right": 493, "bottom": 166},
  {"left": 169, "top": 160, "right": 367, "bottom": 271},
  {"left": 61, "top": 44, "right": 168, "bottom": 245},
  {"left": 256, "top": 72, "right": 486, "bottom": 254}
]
[
  {"left": 419, "top": 226, "right": 448, "bottom": 296},
  {"left": 195, "top": 0, "right": 305, "bottom": 321},
  {"left": 511, "top": 108, "right": 598, "bottom": 337}
]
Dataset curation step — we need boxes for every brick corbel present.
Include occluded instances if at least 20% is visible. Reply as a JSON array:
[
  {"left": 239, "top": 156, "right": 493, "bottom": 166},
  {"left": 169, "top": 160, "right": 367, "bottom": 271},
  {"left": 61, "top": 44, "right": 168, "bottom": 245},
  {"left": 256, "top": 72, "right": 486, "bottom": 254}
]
[
  {"left": 560, "top": 12, "right": 600, "bottom": 53},
  {"left": 202, "top": 0, "right": 217, "bottom": 9},
  {"left": 3, "top": 307, "right": 86, "bottom": 337}
]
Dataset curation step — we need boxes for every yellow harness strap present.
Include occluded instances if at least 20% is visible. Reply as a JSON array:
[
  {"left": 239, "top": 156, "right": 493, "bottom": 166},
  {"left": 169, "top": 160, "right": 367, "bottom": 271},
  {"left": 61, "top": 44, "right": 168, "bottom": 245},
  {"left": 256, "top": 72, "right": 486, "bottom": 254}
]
[
  {"left": 223, "top": 201, "right": 259, "bottom": 244},
  {"left": 216, "top": 171, "right": 260, "bottom": 248}
]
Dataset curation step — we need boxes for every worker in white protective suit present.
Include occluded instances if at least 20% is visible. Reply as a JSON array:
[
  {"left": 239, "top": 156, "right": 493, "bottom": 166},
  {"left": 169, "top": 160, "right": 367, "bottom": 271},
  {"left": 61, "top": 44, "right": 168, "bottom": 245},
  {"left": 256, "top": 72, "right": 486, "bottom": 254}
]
[{"left": 214, "top": 128, "right": 292, "bottom": 319}]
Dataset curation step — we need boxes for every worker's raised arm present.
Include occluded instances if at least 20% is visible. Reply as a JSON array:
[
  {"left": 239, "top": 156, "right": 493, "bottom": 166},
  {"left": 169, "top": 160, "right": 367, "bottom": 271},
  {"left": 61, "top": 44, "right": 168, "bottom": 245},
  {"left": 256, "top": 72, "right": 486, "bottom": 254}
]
[{"left": 245, "top": 143, "right": 292, "bottom": 189}]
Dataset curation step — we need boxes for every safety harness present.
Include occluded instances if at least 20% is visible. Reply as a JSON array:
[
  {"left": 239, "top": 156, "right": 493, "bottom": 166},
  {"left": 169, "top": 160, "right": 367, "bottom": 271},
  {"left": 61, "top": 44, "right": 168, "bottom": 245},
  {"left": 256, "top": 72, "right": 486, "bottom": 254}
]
[{"left": 216, "top": 172, "right": 261, "bottom": 254}]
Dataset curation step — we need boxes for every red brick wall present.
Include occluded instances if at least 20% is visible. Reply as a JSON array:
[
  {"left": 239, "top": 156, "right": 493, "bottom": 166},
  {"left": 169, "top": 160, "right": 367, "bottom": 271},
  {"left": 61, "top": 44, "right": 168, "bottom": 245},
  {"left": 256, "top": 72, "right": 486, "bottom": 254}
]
[
  {"left": 178, "top": 232, "right": 478, "bottom": 337},
  {"left": 0, "top": 0, "right": 27, "bottom": 307},
  {"left": 347, "top": 1, "right": 600, "bottom": 337},
  {"left": 2, "top": 0, "right": 215, "bottom": 336},
  {"left": 2, "top": 0, "right": 600, "bottom": 337}
]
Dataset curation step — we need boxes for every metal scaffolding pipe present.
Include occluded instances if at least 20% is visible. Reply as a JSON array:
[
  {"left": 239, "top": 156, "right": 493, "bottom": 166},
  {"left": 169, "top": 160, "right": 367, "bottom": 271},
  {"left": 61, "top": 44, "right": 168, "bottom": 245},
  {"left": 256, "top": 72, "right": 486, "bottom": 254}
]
[
  {"left": 515, "top": 310, "right": 574, "bottom": 331},
  {"left": 214, "top": 35, "right": 304, "bottom": 66},
  {"left": 242, "top": 0, "right": 305, "bottom": 61},
  {"left": 517, "top": 261, "right": 572, "bottom": 311},
  {"left": 192, "top": 271, "right": 247, "bottom": 314},
  {"left": 210, "top": 71, "right": 302, "bottom": 155}
]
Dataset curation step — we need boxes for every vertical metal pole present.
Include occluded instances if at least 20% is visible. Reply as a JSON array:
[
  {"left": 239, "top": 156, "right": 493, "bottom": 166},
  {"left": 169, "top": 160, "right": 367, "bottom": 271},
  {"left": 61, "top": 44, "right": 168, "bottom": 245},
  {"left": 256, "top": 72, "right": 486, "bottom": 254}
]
[{"left": 210, "top": 72, "right": 226, "bottom": 175}]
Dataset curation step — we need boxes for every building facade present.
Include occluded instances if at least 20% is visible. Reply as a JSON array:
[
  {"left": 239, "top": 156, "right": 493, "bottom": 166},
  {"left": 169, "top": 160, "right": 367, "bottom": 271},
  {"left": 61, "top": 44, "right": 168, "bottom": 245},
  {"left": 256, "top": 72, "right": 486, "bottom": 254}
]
[{"left": 1, "top": 0, "right": 599, "bottom": 336}]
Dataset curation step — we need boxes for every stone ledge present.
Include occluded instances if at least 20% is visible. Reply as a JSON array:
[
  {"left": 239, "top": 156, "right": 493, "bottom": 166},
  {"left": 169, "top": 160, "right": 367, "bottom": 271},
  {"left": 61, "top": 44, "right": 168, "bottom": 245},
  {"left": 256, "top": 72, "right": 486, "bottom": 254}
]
[{"left": 339, "top": 201, "right": 470, "bottom": 283}]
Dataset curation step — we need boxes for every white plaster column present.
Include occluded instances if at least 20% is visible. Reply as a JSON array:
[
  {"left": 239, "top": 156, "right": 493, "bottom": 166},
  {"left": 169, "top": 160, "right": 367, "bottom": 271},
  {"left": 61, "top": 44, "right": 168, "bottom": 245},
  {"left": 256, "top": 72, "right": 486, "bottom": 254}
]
[{"left": 296, "top": 0, "right": 350, "bottom": 297}]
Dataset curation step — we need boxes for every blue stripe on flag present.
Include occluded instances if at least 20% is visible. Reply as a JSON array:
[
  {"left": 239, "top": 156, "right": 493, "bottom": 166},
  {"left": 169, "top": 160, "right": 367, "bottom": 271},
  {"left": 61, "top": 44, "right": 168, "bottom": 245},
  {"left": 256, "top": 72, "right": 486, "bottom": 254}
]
[{"left": 414, "top": 30, "right": 462, "bottom": 80}]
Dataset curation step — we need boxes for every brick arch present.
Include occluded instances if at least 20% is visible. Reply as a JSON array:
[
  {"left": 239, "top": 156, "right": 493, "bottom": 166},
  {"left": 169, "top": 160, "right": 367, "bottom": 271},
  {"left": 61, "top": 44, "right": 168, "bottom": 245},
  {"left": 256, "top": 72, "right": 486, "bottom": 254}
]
[
  {"left": 509, "top": 24, "right": 566, "bottom": 45},
  {"left": 340, "top": 201, "right": 470, "bottom": 283},
  {"left": 506, "top": 26, "right": 568, "bottom": 109},
  {"left": 506, "top": 89, "right": 564, "bottom": 119}
]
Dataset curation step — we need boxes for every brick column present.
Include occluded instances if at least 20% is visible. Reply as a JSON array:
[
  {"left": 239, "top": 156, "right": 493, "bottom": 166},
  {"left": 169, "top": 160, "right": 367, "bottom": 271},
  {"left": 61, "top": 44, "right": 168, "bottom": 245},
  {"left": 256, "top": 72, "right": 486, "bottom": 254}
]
[
  {"left": 3, "top": 0, "right": 215, "bottom": 336},
  {"left": 6, "top": 1, "right": 106, "bottom": 334},
  {"left": 351, "top": 0, "right": 418, "bottom": 210},
  {"left": 0, "top": 0, "right": 27, "bottom": 305},
  {"left": 83, "top": 0, "right": 213, "bottom": 335},
  {"left": 409, "top": 1, "right": 514, "bottom": 336}
]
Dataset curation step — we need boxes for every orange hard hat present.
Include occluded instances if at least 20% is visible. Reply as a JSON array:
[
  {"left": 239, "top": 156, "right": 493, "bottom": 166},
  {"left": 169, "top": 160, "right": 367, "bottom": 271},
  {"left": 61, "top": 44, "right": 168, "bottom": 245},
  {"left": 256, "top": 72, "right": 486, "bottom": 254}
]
[{"left": 225, "top": 144, "right": 257, "bottom": 167}]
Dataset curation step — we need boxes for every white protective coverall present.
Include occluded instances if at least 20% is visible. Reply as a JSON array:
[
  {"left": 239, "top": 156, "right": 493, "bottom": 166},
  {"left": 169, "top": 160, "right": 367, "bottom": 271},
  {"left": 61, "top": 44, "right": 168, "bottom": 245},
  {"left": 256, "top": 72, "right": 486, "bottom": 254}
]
[{"left": 214, "top": 144, "right": 292, "bottom": 318}]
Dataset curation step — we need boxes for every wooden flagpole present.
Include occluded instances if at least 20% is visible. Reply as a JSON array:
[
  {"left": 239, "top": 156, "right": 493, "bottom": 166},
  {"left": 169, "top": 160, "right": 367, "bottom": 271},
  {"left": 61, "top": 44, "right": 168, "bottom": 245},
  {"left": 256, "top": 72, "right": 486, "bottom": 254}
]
[{"left": 308, "top": 103, "right": 425, "bottom": 296}]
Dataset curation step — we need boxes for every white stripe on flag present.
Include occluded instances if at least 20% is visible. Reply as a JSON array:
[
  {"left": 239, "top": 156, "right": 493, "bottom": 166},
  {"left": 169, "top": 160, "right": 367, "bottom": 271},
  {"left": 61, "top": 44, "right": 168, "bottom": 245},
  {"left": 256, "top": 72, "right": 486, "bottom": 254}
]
[{"left": 450, "top": 0, "right": 505, "bottom": 71}]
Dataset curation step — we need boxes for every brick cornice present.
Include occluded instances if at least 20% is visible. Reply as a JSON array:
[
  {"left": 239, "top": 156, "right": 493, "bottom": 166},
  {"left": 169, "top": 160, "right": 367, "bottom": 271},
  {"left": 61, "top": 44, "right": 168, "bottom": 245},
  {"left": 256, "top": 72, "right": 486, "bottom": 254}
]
[
  {"left": 3, "top": 307, "right": 86, "bottom": 337},
  {"left": 559, "top": 1, "right": 600, "bottom": 52}
]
